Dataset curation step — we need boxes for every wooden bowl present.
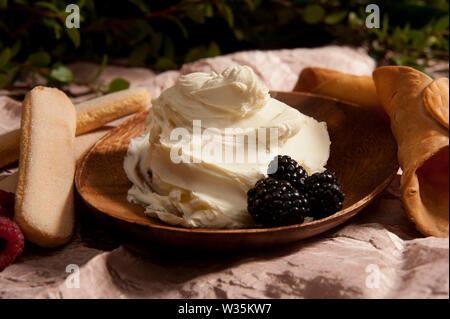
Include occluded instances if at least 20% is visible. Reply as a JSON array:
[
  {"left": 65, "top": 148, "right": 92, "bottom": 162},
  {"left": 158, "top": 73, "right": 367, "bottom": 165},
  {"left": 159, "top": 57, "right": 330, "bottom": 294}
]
[{"left": 75, "top": 91, "right": 398, "bottom": 251}]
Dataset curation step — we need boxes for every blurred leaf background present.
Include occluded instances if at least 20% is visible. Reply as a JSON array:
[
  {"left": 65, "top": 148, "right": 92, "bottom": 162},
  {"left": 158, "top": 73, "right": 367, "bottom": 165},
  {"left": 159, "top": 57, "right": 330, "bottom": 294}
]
[{"left": 0, "top": 0, "right": 448, "bottom": 93}]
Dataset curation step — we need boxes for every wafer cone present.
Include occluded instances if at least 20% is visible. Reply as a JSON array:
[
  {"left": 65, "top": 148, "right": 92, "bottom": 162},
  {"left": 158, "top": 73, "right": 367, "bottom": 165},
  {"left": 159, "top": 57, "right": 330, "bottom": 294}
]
[{"left": 373, "top": 66, "right": 449, "bottom": 237}]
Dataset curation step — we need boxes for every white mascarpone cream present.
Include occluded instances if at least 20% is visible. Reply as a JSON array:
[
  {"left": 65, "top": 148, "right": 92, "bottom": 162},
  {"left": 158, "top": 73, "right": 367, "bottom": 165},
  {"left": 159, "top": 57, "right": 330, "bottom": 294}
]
[{"left": 124, "top": 65, "right": 331, "bottom": 228}]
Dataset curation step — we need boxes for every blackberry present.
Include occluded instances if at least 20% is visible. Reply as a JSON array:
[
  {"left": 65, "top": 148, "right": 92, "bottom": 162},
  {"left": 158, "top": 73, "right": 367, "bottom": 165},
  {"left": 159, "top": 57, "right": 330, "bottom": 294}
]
[
  {"left": 267, "top": 155, "right": 308, "bottom": 191},
  {"left": 247, "top": 177, "right": 310, "bottom": 227},
  {"left": 304, "top": 170, "right": 345, "bottom": 219}
]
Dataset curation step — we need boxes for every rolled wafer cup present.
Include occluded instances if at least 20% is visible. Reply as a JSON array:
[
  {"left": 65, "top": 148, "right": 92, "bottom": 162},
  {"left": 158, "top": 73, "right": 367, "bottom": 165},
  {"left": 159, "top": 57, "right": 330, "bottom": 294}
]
[
  {"left": 0, "top": 87, "right": 150, "bottom": 168},
  {"left": 373, "top": 66, "right": 449, "bottom": 237},
  {"left": 293, "top": 67, "right": 383, "bottom": 112}
]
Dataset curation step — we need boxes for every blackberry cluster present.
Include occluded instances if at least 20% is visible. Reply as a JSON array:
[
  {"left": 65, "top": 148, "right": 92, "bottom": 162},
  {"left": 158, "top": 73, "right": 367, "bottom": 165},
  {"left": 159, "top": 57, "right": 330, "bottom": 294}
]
[
  {"left": 247, "top": 178, "right": 309, "bottom": 227},
  {"left": 247, "top": 155, "right": 345, "bottom": 227},
  {"left": 305, "top": 170, "right": 344, "bottom": 219},
  {"left": 268, "top": 155, "right": 308, "bottom": 191}
]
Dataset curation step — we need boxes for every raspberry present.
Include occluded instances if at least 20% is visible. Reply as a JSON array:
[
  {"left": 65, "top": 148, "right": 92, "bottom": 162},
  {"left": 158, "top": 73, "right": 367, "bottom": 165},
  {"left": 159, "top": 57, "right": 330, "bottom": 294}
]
[
  {"left": 247, "top": 177, "right": 309, "bottom": 227},
  {"left": 0, "top": 217, "right": 25, "bottom": 271}
]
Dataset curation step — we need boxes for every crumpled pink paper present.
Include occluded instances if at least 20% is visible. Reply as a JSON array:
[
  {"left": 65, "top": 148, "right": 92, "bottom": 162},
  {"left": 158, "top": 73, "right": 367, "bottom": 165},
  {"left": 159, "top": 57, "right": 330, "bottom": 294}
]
[{"left": 0, "top": 46, "right": 448, "bottom": 299}]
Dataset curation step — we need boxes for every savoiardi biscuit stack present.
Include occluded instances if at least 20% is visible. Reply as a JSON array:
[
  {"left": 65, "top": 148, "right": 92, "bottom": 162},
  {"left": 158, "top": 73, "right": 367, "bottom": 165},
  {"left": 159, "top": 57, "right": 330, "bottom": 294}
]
[{"left": 8, "top": 87, "right": 150, "bottom": 247}]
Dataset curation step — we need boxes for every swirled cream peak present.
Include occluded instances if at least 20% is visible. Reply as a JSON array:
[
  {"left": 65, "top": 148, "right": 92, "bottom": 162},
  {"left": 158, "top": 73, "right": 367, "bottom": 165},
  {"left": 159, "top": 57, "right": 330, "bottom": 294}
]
[
  {"left": 124, "top": 65, "right": 331, "bottom": 229},
  {"left": 183, "top": 65, "right": 268, "bottom": 115},
  {"left": 158, "top": 65, "right": 269, "bottom": 129}
]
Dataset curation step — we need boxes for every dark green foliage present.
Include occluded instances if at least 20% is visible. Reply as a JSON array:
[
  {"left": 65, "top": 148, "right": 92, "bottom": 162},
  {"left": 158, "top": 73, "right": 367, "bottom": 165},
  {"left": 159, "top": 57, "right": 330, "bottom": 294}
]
[{"left": 0, "top": 0, "right": 448, "bottom": 93}]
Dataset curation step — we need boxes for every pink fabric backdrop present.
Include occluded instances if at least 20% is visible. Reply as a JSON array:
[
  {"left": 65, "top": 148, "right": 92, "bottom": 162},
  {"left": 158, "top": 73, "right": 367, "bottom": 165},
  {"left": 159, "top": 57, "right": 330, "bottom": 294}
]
[{"left": 0, "top": 46, "right": 448, "bottom": 298}]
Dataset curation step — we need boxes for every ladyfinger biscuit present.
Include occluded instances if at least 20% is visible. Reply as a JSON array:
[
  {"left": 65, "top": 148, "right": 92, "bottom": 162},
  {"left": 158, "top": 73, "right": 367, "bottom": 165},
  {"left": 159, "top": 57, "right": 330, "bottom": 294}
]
[
  {"left": 14, "top": 87, "right": 77, "bottom": 247},
  {"left": 0, "top": 87, "right": 150, "bottom": 168},
  {"left": 75, "top": 87, "right": 150, "bottom": 135}
]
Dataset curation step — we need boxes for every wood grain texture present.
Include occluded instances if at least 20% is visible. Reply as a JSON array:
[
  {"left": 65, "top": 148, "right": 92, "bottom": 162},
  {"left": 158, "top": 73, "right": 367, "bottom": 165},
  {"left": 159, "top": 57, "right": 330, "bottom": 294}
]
[{"left": 75, "top": 91, "right": 398, "bottom": 250}]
